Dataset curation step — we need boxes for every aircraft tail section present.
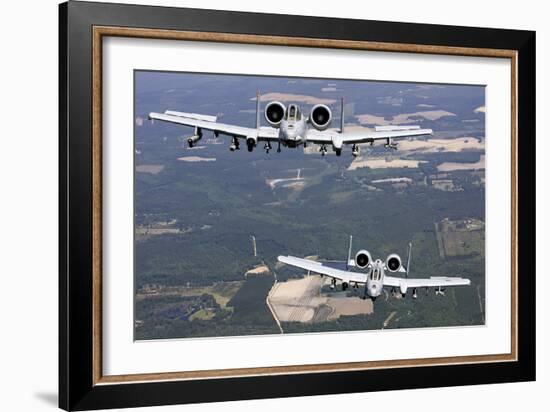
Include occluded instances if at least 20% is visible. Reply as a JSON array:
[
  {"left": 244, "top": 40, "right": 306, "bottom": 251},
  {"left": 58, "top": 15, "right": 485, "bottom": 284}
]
[
  {"left": 346, "top": 235, "right": 354, "bottom": 269},
  {"left": 406, "top": 242, "right": 412, "bottom": 277},
  {"left": 340, "top": 97, "right": 345, "bottom": 133},
  {"left": 255, "top": 90, "right": 261, "bottom": 129}
]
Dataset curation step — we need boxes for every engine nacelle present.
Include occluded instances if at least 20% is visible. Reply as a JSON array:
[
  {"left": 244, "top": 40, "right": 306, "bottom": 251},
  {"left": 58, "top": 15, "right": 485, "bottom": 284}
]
[
  {"left": 264, "top": 101, "right": 286, "bottom": 127},
  {"left": 309, "top": 104, "right": 332, "bottom": 131},
  {"left": 385, "top": 253, "right": 402, "bottom": 272},
  {"left": 355, "top": 250, "right": 372, "bottom": 269}
]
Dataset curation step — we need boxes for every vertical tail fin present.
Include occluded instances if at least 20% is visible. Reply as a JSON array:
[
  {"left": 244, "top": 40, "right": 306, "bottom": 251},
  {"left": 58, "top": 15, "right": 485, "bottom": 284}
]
[
  {"left": 347, "top": 235, "right": 353, "bottom": 270},
  {"left": 406, "top": 242, "right": 412, "bottom": 278},
  {"left": 256, "top": 90, "right": 261, "bottom": 129},
  {"left": 340, "top": 97, "right": 345, "bottom": 133}
]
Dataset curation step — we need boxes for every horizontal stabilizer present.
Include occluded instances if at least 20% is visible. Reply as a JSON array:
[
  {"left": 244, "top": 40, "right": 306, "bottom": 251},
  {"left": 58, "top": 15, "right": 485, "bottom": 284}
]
[
  {"left": 164, "top": 111, "right": 217, "bottom": 122},
  {"left": 375, "top": 125, "right": 421, "bottom": 132}
]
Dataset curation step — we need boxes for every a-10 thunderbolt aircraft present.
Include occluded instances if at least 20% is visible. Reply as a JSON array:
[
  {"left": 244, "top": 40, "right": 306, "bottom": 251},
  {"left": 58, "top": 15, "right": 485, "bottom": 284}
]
[
  {"left": 148, "top": 92, "right": 433, "bottom": 156},
  {"left": 278, "top": 237, "right": 470, "bottom": 301}
]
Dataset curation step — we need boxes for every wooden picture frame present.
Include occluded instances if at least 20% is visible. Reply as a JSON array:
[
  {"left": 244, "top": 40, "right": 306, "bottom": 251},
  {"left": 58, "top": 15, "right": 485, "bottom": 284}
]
[{"left": 59, "top": 1, "right": 535, "bottom": 410}]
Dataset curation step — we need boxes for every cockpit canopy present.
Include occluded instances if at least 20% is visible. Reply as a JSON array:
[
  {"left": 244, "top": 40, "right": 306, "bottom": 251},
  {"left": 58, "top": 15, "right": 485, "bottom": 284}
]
[
  {"left": 370, "top": 267, "right": 382, "bottom": 281},
  {"left": 285, "top": 104, "right": 301, "bottom": 121}
]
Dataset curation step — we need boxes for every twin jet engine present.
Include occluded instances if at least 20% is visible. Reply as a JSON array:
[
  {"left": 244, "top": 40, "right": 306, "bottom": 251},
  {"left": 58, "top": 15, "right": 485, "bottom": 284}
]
[
  {"left": 355, "top": 249, "right": 402, "bottom": 272},
  {"left": 264, "top": 101, "right": 332, "bottom": 131}
]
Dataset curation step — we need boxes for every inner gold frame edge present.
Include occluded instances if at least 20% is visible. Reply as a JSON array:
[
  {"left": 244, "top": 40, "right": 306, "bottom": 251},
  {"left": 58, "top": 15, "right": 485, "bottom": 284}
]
[{"left": 91, "top": 26, "right": 518, "bottom": 385}]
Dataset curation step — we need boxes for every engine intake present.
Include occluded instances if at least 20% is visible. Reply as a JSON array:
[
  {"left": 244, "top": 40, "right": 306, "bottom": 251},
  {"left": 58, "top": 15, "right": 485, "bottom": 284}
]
[
  {"left": 355, "top": 250, "right": 372, "bottom": 269},
  {"left": 264, "top": 101, "right": 286, "bottom": 127},
  {"left": 385, "top": 254, "right": 402, "bottom": 272},
  {"left": 309, "top": 104, "right": 332, "bottom": 130}
]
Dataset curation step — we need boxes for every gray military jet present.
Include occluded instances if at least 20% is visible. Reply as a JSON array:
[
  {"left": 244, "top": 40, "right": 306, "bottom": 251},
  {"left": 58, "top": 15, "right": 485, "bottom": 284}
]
[
  {"left": 148, "top": 92, "right": 433, "bottom": 156},
  {"left": 278, "top": 237, "right": 470, "bottom": 301}
]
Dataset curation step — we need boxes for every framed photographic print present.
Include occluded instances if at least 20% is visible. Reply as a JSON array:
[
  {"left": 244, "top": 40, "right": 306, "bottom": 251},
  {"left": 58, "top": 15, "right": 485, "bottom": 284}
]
[{"left": 59, "top": 1, "right": 536, "bottom": 410}]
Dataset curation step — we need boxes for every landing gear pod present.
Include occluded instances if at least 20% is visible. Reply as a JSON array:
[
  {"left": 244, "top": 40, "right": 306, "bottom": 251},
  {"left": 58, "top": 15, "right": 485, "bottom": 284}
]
[
  {"left": 187, "top": 127, "right": 202, "bottom": 148},
  {"left": 246, "top": 136, "right": 258, "bottom": 152},
  {"left": 187, "top": 134, "right": 201, "bottom": 148}
]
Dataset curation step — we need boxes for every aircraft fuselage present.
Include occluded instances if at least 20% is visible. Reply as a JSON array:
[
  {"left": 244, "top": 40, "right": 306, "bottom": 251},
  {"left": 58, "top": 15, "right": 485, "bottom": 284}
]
[
  {"left": 364, "top": 259, "right": 385, "bottom": 299},
  {"left": 278, "top": 117, "right": 308, "bottom": 147}
]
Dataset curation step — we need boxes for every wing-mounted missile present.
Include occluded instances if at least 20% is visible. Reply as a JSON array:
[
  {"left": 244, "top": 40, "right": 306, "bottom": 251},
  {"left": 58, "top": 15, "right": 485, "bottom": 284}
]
[
  {"left": 384, "top": 138, "right": 398, "bottom": 150},
  {"left": 309, "top": 104, "right": 332, "bottom": 131},
  {"left": 229, "top": 136, "right": 240, "bottom": 152},
  {"left": 264, "top": 101, "right": 286, "bottom": 127}
]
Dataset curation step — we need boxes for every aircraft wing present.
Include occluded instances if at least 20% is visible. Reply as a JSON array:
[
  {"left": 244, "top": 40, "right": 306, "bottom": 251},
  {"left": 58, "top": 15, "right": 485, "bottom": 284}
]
[
  {"left": 148, "top": 111, "right": 279, "bottom": 140},
  {"left": 277, "top": 255, "right": 368, "bottom": 284},
  {"left": 305, "top": 126, "right": 433, "bottom": 146},
  {"left": 383, "top": 275, "right": 471, "bottom": 289}
]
